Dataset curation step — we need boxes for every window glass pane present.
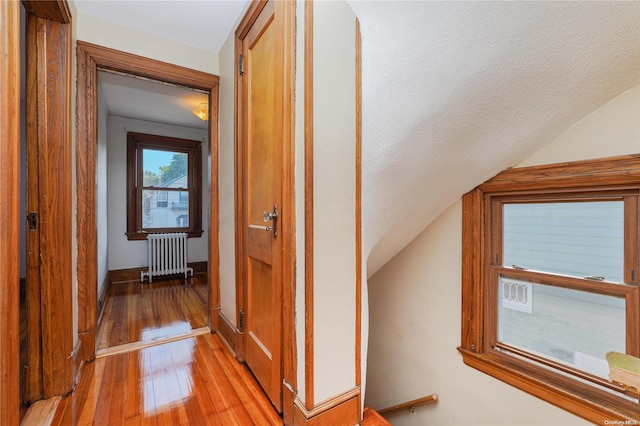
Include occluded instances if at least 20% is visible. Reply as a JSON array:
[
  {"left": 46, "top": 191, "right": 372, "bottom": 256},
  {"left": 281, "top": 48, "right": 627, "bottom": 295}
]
[
  {"left": 503, "top": 201, "right": 624, "bottom": 282},
  {"left": 172, "top": 192, "right": 188, "bottom": 211},
  {"left": 142, "top": 189, "right": 189, "bottom": 229},
  {"left": 156, "top": 190, "right": 168, "bottom": 208},
  {"left": 143, "top": 149, "right": 188, "bottom": 188},
  {"left": 498, "top": 276, "right": 626, "bottom": 378}
]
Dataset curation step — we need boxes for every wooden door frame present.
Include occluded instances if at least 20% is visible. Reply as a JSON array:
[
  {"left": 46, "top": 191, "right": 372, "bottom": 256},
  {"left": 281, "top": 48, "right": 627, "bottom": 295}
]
[
  {"left": 24, "top": 2, "right": 75, "bottom": 401},
  {"left": 1, "top": 0, "right": 73, "bottom": 422},
  {"left": 233, "top": 0, "right": 297, "bottom": 422},
  {"left": 75, "top": 42, "right": 221, "bottom": 362},
  {"left": 0, "top": 2, "right": 23, "bottom": 423}
]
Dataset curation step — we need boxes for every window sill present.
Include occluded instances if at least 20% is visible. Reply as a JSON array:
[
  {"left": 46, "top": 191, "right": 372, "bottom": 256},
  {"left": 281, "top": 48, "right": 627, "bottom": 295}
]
[
  {"left": 125, "top": 230, "right": 203, "bottom": 241},
  {"left": 457, "top": 347, "right": 640, "bottom": 424}
]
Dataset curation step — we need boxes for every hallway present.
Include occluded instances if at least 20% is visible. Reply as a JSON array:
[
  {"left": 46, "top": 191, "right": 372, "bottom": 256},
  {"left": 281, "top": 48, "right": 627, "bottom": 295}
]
[
  {"left": 52, "top": 332, "right": 282, "bottom": 425},
  {"left": 53, "top": 276, "right": 282, "bottom": 425}
]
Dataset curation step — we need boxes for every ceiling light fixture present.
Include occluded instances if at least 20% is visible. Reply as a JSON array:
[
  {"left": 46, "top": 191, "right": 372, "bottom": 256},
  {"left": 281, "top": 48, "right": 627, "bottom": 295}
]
[{"left": 192, "top": 103, "right": 208, "bottom": 121}]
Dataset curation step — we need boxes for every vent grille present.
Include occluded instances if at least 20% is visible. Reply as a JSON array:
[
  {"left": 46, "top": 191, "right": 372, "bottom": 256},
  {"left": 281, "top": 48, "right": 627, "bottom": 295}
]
[{"left": 501, "top": 277, "right": 533, "bottom": 313}]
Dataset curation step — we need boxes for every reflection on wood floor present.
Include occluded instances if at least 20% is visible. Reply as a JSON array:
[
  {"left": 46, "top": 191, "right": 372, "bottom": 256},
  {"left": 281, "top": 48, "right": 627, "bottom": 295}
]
[
  {"left": 97, "top": 275, "right": 209, "bottom": 351},
  {"left": 52, "top": 333, "right": 282, "bottom": 425},
  {"left": 51, "top": 274, "right": 282, "bottom": 425}
]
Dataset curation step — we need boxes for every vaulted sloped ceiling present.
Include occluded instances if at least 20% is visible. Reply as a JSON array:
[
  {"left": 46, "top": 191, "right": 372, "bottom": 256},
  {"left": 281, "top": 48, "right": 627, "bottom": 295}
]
[
  {"left": 349, "top": 1, "right": 640, "bottom": 275},
  {"left": 74, "top": 0, "right": 640, "bottom": 276}
]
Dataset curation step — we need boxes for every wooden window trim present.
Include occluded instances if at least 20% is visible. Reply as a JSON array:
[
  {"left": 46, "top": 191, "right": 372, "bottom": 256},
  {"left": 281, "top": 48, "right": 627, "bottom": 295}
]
[
  {"left": 460, "top": 154, "right": 640, "bottom": 423},
  {"left": 126, "top": 132, "right": 203, "bottom": 240}
]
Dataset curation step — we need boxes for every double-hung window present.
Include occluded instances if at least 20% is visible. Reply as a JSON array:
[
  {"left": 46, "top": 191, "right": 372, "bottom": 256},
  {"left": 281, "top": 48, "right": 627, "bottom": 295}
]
[
  {"left": 460, "top": 155, "right": 640, "bottom": 423},
  {"left": 126, "top": 132, "right": 203, "bottom": 240}
]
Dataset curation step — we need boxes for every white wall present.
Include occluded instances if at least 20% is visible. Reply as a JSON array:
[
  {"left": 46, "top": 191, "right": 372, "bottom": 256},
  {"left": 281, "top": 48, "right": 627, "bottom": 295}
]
[
  {"left": 311, "top": 0, "right": 358, "bottom": 404},
  {"left": 96, "top": 82, "right": 109, "bottom": 296},
  {"left": 106, "top": 116, "right": 209, "bottom": 271},
  {"left": 365, "top": 84, "right": 640, "bottom": 425},
  {"left": 518, "top": 84, "right": 640, "bottom": 167},
  {"left": 217, "top": 15, "right": 241, "bottom": 326},
  {"left": 75, "top": 12, "right": 217, "bottom": 75}
]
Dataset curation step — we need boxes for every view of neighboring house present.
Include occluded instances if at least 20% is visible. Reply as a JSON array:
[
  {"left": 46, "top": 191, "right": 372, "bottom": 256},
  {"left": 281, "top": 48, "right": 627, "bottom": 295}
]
[{"left": 143, "top": 173, "right": 189, "bottom": 229}]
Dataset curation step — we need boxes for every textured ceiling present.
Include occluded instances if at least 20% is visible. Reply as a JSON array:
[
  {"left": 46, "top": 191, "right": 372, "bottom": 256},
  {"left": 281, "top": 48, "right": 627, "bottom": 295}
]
[
  {"left": 349, "top": 0, "right": 640, "bottom": 275},
  {"left": 74, "top": 1, "right": 640, "bottom": 276}
]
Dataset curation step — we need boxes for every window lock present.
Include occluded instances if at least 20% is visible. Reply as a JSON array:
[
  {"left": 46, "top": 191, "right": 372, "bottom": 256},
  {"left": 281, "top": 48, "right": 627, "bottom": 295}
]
[{"left": 583, "top": 275, "right": 606, "bottom": 281}]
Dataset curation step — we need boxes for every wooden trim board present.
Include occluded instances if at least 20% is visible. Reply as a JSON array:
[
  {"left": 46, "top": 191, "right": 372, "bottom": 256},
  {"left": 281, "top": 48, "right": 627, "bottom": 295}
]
[
  {"left": 216, "top": 311, "right": 239, "bottom": 357},
  {"left": 303, "top": 0, "right": 315, "bottom": 411},
  {"left": 109, "top": 261, "right": 208, "bottom": 284},
  {"left": 293, "top": 390, "right": 360, "bottom": 426},
  {"left": 96, "top": 327, "right": 211, "bottom": 359},
  {"left": 20, "top": 396, "right": 61, "bottom": 426},
  {"left": 354, "top": 17, "right": 363, "bottom": 420},
  {"left": 0, "top": 2, "right": 21, "bottom": 422}
]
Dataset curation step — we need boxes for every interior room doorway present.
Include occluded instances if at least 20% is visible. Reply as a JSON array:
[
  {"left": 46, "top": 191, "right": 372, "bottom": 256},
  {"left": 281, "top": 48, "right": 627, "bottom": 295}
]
[{"left": 75, "top": 42, "right": 221, "bottom": 362}]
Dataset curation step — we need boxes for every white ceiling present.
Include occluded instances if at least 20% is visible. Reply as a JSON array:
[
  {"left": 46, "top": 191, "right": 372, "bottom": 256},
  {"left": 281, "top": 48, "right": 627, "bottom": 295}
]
[
  {"left": 98, "top": 71, "right": 209, "bottom": 129},
  {"left": 75, "top": 0, "right": 640, "bottom": 275},
  {"left": 76, "top": 1, "right": 249, "bottom": 130},
  {"left": 74, "top": 0, "right": 246, "bottom": 53}
]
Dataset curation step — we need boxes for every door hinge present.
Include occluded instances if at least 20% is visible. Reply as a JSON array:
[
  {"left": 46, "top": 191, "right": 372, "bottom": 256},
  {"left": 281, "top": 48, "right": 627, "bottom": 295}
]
[
  {"left": 239, "top": 309, "right": 245, "bottom": 331},
  {"left": 26, "top": 212, "right": 38, "bottom": 230},
  {"left": 238, "top": 54, "right": 244, "bottom": 75}
]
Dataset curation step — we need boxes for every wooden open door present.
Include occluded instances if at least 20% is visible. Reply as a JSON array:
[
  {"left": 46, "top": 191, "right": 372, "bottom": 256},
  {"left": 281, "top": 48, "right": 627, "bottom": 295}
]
[
  {"left": 2, "top": 1, "right": 72, "bottom": 422},
  {"left": 23, "top": 1, "right": 74, "bottom": 401},
  {"left": 237, "top": 0, "right": 286, "bottom": 413}
]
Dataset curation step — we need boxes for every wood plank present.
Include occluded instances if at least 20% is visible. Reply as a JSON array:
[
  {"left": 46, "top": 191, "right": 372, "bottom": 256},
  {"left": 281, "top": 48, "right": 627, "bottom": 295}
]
[
  {"left": 293, "top": 395, "right": 359, "bottom": 426},
  {"left": 96, "top": 327, "right": 210, "bottom": 359},
  {"left": 25, "top": 11, "right": 44, "bottom": 404},
  {"left": 22, "top": 1, "right": 70, "bottom": 23},
  {"left": 110, "top": 262, "right": 208, "bottom": 284},
  {"left": 355, "top": 18, "right": 363, "bottom": 418},
  {"left": 74, "top": 360, "right": 106, "bottom": 425},
  {"left": 246, "top": 226, "right": 273, "bottom": 265},
  {"left": 75, "top": 37, "right": 99, "bottom": 367},
  {"left": 21, "top": 397, "right": 61, "bottom": 426},
  {"left": 125, "top": 349, "right": 142, "bottom": 420},
  {"left": 303, "top": 1, "right": 315, "bottom": 410},
  {"left": 204, "top": 332, "right": 282, "bottom": 425},
  {"left": 0, "top": 2, "right": 21, "bottom": 423},
  {"left": 362, "top": 407, "right": 392, "bottom": 426},
  {"left": 479, "top": 153, "right": 640, "bottom": 193}
]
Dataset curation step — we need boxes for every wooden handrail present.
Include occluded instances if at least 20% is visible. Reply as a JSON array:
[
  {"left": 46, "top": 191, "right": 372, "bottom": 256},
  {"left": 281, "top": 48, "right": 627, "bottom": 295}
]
[{"left": 378, "top": 393, "right": 438, "bottom": 416}]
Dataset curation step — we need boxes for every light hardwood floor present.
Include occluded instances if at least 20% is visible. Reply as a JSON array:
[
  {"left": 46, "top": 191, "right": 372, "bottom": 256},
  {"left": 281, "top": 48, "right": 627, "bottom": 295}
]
[
  {"left": 52, "top": 333, "right": 282, "bottom": 425},
  {"left": 30, "top": 275, "right": 390, "bottom": 425},
  {"left": 97, "top": 276, "right": 209, "bottom": 351},
  {"left": 49, "top": 275, "right": 282, "bottom": 425}
]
